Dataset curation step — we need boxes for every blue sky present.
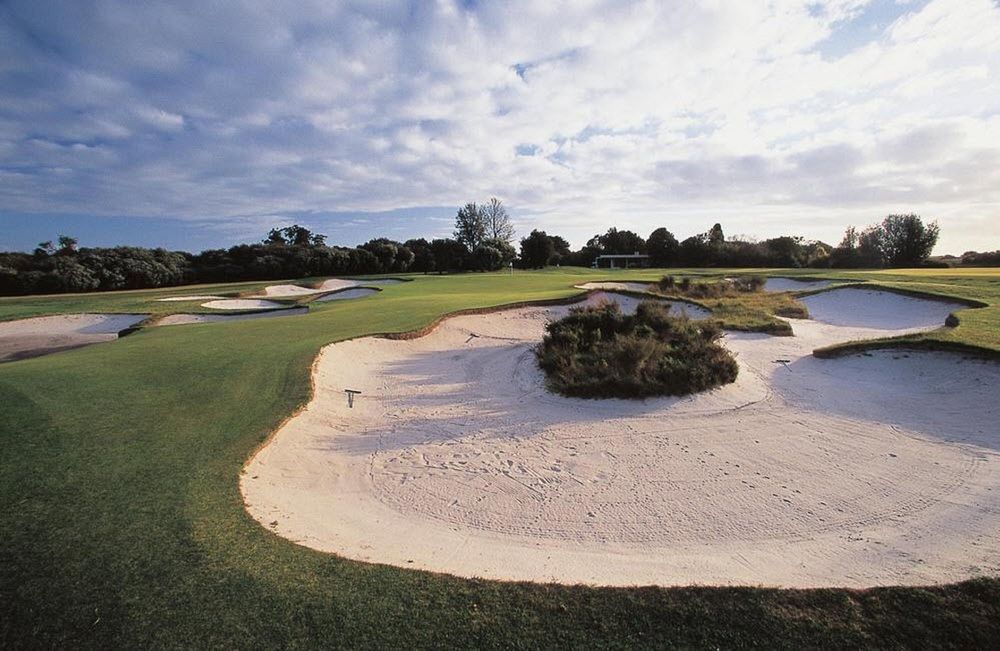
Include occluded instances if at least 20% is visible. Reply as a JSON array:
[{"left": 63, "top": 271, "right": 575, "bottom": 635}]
[{"left": 1, "top": 0, "right": 999, "bottom": 254}]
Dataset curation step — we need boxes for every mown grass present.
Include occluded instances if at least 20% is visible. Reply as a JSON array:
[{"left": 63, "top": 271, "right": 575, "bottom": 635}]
[{"left": 1, "top": 267, "right": 999, "bottom": 647}]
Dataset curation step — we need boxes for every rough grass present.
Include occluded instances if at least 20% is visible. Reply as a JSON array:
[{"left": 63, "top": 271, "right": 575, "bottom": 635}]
[
  {"left": 1, "top": 267, "right": 999, "bottom": 647},
  {"left": 650, "top": 274, "right": 808, "bottom": 335},
  {"left": 536, "top": 301, "right": 738, "bottom": 398}
]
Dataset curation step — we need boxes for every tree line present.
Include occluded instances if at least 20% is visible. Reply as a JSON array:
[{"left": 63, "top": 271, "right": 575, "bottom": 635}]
[
  {"left": 0, "top": 203, "right": 964, "bottom": 296},
  {"left": 519, "top": 214, "right": 945, "bottom": 270}
]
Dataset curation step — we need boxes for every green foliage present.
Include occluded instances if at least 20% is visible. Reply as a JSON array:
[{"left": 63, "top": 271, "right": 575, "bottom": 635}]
[
  {"left": 536, "top": 300, "right": 738, "bottom": 398},
  {"left": 519, "top": 229, "right": 556, "bottom": 268},
  {"left": 647, "top": 227, "right": 679, "bottom": 267}
]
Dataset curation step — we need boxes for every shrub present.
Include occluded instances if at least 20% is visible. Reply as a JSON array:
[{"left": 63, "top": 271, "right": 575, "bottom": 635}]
[
  {"left": 657, "top": 275, "right": 764, "bottom": 298},
  {"left": 536, "top": 301, "right": 739, "bottom": 399}
]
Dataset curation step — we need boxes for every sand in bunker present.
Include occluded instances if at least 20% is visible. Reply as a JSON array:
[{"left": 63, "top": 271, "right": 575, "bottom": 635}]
[
  {"left": 0, "top": 313, "right": 146, "bottom": 362},
  {"left": 201, "top": 299, "right": 285, "bottom": 310},
  {"left": 243, "top": 292, "right": 999, "bottom": 588},
  {"left": 764, "top": 277, "right": 831, "bottom": 292}
]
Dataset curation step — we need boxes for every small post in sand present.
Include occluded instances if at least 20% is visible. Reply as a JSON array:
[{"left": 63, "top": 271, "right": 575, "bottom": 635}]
[{"left": 344, "top": 389, "right": 362, "bottom": 408}]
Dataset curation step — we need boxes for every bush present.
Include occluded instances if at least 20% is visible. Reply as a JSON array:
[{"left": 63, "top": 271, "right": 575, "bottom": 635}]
[
  {"left": 656, "top": 275, "right": 764, "bottom": 298},
  {"left": 536, "top": 301, "right": 739, "bottom": 399}
]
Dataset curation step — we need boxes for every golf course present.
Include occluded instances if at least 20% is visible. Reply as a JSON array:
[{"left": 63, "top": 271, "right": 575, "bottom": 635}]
[{"left": 2, "top": 267, "right": 998, "bottom": 647}]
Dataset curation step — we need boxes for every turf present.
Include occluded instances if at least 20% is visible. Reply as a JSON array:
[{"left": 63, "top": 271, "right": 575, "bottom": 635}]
[{"left": 1, "top": 267, "right": 999, "bottom": 647}]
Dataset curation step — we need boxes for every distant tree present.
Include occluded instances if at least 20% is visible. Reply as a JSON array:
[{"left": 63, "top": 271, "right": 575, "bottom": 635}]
[
  {"left": 595, "top": 227, "right": 646, "bottom": 255},
  {"left": 56, "top": 235, "right": 78, "bottom": 255},
  {"left": 471, "top": 245, "right": 504, "bottom": 271},
  {"left": 856, "top": 225, "right": 885, "bottom": 267},
  {"left": 763, "top": 236, "right": 805, "bottom": 267},
  {"left": 679, "top": 234, "right": 713, "bottom": 266},
  {"left": 430, "top": 238, "right": 467, "bottom": 273},
  {"left": 520, "top": 230, "right": 556, "bottom": 269},
  {"left": 404, "top": 238, "right": 435, "bottom": 273},
  {"left": 647, "top": 228, "right": 679, "bottom": 267},
  {"left": 263, "top": 225, "right": 325, "bottom": 247},
  {"left": 360, "top": 238, "right": 400, "bottom": 273},
  {"left": 453, "top": 203, "right": 485, "bottom": 251},
  {"left": 482, "top": 237, "right": 516, "bottom": 266},
  {"left": 34, "top": 241, "right": 55, "bottom": 258},
  {"left": 708, "top": 223, "right": 725, "bottom": 248},
  {"left": 878, "top": 214, "right": 939, "bottom": 267},
  {"left": 481, "top": 197, "right": 515, "bottom": 243}
]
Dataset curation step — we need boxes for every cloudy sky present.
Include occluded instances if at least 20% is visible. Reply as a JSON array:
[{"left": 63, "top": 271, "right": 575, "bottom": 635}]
[{"left": 1, "top": 0, "right": 999, "bottom": 253}]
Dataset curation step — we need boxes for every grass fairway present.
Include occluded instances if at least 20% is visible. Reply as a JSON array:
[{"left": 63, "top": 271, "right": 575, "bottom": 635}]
[{"left": 2, "top": 268, "right": 999, "bottom": 647}]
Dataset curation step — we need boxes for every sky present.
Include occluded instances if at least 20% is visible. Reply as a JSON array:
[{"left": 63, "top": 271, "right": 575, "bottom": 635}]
[{"left": 1, "top": 0, "right": 999, "bottom": 254}]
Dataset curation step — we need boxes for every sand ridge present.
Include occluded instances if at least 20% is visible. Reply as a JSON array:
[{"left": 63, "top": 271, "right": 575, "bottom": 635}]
[{"left": 242, "top": 290, "right": 999, "bottom": 588}]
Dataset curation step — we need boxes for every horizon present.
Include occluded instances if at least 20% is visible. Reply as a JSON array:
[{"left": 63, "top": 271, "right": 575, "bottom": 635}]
[{"left": 2, "top": 1, "right": 999, "bottom": 255}]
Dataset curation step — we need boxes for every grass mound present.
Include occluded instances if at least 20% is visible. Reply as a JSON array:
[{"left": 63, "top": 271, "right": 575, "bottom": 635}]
[{"left": 536, "top": 300, "right": 738, "bottom": 398}]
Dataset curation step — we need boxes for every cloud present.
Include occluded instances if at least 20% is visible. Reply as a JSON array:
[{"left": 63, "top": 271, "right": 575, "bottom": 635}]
[{"left": 0, "top": 0, "right": 998, "bottom": 253}]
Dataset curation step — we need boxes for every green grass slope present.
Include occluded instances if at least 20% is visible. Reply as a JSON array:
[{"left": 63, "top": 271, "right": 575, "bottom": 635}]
[{"left": 1, "top": 268, "right": 999, "bottom": 647}]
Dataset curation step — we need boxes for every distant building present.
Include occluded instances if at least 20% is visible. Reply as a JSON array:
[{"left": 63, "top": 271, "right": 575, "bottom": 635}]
[{"left": 591, "top": 252, "right": 650, "bottom": 269}]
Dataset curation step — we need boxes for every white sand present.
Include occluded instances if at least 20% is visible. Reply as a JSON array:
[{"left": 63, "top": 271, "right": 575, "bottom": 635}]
[
  {"left": 0, "top": 313, "right": 147, "bottom": 362},
  {"left": 764, "top": 278, "right": 832, "bottom": 292},
  {"left": 577, "top": 291, "right": 711, "bottom": 319},
  {"left": 155, "top": 295, "right": 225, "bottom": 302},
  {"left": 201, "top": 299, "right": 285, "bottom": 310},
  {"left": 260, "top": 284, "right": 322, "bottom": 297},
  {"left": 802, "top": 288, "right": 964, "bottom": 330},
  {"left": 315, "top": 288, "right": 379, "bottom": 302},
  {"left": 243, "top": 291, "right": 999, "bottom": 588},
  {"left": 259, "top": 278, "right": 404, "bottom": 298},
  {"left": 157, "top": 307, "right": 308, "bottom": 326},
  {"left": 576, "top": 281, "right": 654, "bottom": 293}
]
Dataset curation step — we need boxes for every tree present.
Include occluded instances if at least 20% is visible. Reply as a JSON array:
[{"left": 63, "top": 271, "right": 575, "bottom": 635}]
[
  {"left": 482, "top": 237, "right": 516, "bottom": 266},
  {"left": 678, "top": 234, "right": 711, "bottom": 266},
  {"left": 453, "top": 203, "right": 485, "bottom": 252},
  {"left": 519, "top": 230, "right": 556, "bottom": 268},
  {"left": 263, "top": 225, "right": 325, "bottom": 247},
  {"left": 595, "top": 227, "right": 646, "bottom": 255},
  {"left": 647, "top": 228, "right": 679, "bottom": 267},
  {"left": 57, "top": 235, "right": 78, "bottom": 255},
  {"left": 430, "top": 238, "right": 467, "bottom": 273},
  {"left": 481, "top": 197, "right": 515, "bottom": 243},
  {"left": 879, "top": 214, "right": 939, "bottom": 267},
  {"left": 708, "top": 223, "right": 725, "bottom": 248},
  {"left": 404, "top": 238, "right": 435, "bottom": 273},
  {"left": 471, "top": 245, "right": 504, "bottom": 271},
  {"left": 34, "top": 241, "right": 55, "bottom": 258}
]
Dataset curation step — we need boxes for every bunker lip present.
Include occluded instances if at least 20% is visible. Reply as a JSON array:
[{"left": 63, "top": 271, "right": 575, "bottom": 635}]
[
  {"left": 157, "top": 307, "right": 309, "bottom": 326},
  {"left": 0, "top": 313, "right": 148, "bottom": 362},
  {"left": 241, "top": 290, "right": 999, "bottom": 588}
]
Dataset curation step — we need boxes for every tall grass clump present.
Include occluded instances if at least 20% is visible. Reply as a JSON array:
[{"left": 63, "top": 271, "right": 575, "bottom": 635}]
[
  {"left": 657, "top": 275, "right": 764, "bottom": 298},
  {"left": 536, "top": 300, "right": 738, "bottom": 398}
]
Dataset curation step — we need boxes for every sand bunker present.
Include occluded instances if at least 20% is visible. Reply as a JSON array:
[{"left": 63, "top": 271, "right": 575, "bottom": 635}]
[
  {"left": 315, "top": 288, "right": 379, "bottom": 302},
  {"left": 764, "top": 278, "right": 832, "bottom": 292},
  {"left": 260, "top": 278, "right": 405, "bottom": 298},
  {"left": 802, "top": 288, "right": 964, "bottom": 330},
  {"left": 158, "top": 307, "right": 308, "bottom": 326},
  {"left": 0, "top": 313, "right": 147, "bottom": 362},
  {"left": 243, "top": 294, "right": 998, "bottom": 588},
  {"left": 201, "top": 299, "right": 285, "bottom": 310},
  {"left": 260, "top": 284, "right": 322, "bottom": 297},
  {"left": 577, "top": 291, "right": 710, "bottom": 319},
  {"left": 576, "top": 281, "right": 654, "bottom": 293},
  {"left": 156, "top": 295, "right": 225, "bottom": 302}
]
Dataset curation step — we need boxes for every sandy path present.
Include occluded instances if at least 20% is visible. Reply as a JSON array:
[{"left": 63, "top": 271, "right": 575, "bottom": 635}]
[
  {"left": 0, "top": 313, "right": 147, "bottom": 362},
  {"left": 243, "top": 292, "right": 998, "bottom": 587}
]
